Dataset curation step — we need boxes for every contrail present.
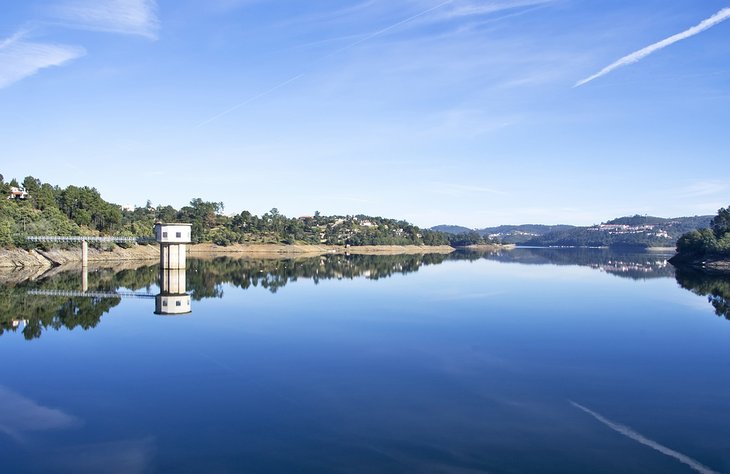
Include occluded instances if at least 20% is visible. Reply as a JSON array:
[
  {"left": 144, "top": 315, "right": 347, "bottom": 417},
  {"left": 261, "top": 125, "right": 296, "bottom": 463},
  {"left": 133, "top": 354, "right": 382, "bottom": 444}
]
[
  {"left": 575, "top": 7, "right": 730, "bottom": 87},
  {"left": 570, "top": 400, "right": 718, "bottom": 474},
  {"left": 196, "top": 0, "right": 455, "bottom": 127},
  {"left": 196, "top": 73, "right": 305, "bottom": 128}
]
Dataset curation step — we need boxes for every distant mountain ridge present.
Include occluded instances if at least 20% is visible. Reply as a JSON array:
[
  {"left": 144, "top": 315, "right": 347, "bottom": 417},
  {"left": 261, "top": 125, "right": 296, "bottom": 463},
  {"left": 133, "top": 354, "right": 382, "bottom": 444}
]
[
  {"left": 431, "top": 225, "right": 473, "bottom": 235},
  {"left": 432, "top": 215, "right": 714, "bottom": 247}
]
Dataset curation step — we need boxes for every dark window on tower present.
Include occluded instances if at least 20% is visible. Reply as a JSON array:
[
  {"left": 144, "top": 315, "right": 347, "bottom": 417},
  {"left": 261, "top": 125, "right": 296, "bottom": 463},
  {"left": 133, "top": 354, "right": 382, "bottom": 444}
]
[{"left": 176, "top": 232, "right": 181, "bottom": 238}]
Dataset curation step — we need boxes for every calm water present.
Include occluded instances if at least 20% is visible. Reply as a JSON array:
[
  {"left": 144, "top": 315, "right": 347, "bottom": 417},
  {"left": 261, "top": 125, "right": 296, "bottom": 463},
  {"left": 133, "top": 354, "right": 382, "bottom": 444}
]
[{"left": 1, "top": 249, "right": 729, "bottom": 473}]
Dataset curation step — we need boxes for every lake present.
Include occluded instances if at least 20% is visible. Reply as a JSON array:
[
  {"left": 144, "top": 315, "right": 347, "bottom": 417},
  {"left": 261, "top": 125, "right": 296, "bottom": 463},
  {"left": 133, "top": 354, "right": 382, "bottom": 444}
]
[{"left": 1, "top": 248, "right": 729, "bottom": 473}]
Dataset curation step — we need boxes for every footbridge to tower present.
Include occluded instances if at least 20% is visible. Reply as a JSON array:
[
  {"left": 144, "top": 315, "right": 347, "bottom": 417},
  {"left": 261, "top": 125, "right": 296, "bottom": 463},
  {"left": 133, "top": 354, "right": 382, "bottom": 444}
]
[
  {"left": 26, "top": 222, "right": 192, "bottom": 269},
  {"left": 25, "top": 223, "right": 193, "bottom": 316}
]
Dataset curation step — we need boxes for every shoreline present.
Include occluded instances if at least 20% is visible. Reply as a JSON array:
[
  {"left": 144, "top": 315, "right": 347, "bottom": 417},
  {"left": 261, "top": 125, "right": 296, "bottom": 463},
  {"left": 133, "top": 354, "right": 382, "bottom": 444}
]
[
  {"left": 668, "top": 254, "right": 730, "bottom": 273},
  {"left": 0, "top": 243, "right": 457, "bottom": 268}
]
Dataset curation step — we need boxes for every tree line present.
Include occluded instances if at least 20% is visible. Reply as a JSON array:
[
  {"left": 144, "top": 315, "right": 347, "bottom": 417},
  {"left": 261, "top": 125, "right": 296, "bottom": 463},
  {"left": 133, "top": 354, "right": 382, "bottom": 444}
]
[{"left": 1, "top": 174, "right": 496, "bottom": 248}]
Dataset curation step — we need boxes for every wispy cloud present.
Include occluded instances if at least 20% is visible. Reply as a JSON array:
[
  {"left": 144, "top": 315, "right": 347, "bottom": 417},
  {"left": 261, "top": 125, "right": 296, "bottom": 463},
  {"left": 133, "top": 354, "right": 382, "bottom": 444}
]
[
  {"left": 570, "top": 400, "right": 718, "bottom": 474},
  {"left": 437, "top": 0, "right": 556, "bottom": 20},
  {"left": 52, "top": 0, "right": 160, "bottom": 39},
  {"left": 0, "top": 32, "right": 85, "bottom": 89},
  {"left": 679, "top": 180, "right": 728, "bottom": 198},
  {"left": 430, "top": 181, "right": 508, "bottom": 196},
  {"left": 196, "top": 0, "right": 456, "bottom": 127},
  {"left": 575, "top": 7, "right": 730, "bottom": 87}
]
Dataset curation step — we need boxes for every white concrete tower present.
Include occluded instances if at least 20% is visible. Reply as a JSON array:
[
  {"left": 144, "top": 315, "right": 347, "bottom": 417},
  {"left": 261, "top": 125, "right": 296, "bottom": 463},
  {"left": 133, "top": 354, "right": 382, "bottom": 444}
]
[{"left": 154, "top": 223, "right": 192, "bottom": 269}]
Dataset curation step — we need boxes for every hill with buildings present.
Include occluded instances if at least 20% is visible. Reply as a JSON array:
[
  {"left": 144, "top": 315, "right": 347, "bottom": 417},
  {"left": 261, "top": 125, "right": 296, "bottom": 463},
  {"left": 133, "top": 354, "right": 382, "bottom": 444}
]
[
  {"left": 0, "top": 174, "right": 460, "bottom": 249},
  {"left": 433, "top": 216, "right": 713, "bottom": 248}
]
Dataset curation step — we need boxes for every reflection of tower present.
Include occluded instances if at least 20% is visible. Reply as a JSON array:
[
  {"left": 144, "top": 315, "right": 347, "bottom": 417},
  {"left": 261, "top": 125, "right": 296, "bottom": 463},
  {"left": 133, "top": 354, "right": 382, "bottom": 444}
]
[
  {"left": 155, "top": 267, "right": 191, "bottom": 315},
  {"left": 154, "top": 223, "right": 192, "bottom": 315}
]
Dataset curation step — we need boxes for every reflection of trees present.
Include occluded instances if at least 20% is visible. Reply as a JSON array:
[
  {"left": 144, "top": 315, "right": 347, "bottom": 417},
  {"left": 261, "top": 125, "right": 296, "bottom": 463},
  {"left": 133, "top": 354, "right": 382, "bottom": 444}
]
[
  {"left": 186, "top": 254, "right": 450, "bottom": 297},
  {"left": 455, "top": 248, "right": 676, "bottom": 280},
  {"left": 1, "top": 254, "right": 451, "bottom": 339},
  {"left": 19, "top": 297, "right": 121, "bottom": 340},
  {"left": 0, "top": 266, "right": 142, "bottom": 340},
  {"left": 675, "top": 268, "right": 730, "bottom": 321},
  {"left": 0, "top": 288, "right": 121, "bottom": 340}
]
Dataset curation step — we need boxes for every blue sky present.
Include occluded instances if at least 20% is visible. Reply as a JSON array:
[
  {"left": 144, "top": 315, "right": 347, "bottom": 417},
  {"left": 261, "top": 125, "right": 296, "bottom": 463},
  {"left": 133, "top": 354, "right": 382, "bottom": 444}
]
[{"left": 1, "top": 0, "right": 729, "bottom": 228}]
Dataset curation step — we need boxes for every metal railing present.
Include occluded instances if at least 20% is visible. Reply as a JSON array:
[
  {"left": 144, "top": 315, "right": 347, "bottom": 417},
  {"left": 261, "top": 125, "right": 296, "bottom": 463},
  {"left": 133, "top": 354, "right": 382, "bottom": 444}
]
[
  {"left": 27, "top": 289, "right": 156, "bottom": 299},
  {"left": 26, "top": 235, "right": 139, "bottom": 243}
]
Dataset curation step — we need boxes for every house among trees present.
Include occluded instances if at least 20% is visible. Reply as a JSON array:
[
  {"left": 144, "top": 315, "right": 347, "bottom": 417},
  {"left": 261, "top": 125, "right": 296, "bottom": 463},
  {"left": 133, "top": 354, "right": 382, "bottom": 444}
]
[{"left": 7, "top": 187, "right": 29, "bottom": 200}]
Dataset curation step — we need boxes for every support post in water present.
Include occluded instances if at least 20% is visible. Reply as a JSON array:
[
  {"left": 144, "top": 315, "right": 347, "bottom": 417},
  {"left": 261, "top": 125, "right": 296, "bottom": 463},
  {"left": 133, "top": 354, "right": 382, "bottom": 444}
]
[{"left": 81, "top": 239, "right": 88, "bottom": 267}]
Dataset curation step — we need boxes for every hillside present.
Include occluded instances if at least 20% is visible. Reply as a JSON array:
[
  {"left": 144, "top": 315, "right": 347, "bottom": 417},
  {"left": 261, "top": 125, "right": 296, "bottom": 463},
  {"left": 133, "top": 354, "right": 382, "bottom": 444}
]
[
  {"left": 524, "top": 215, "right": 713, "bottom": 248},
  {"left": 477, "top": 224, "right": 576, "bottom": 244},
  {"left": 430, "top": 224, "right": 576, "bottom": 244},
  {"left": 432, "top": 216, "right": 714, "bottom": 247},
  {"left": 1, "top": 174, "right": 463, "bottom": 249},
  {"left": 431, "top": 225, "right": 473, "bottom": 234}
]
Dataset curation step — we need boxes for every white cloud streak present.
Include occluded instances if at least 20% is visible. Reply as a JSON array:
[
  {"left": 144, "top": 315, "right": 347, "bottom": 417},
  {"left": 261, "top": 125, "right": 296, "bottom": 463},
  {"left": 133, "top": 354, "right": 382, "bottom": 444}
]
[
  {"left": 575, "top": 8, "right": 730, "bottom": 87},
  {"left": 53, "top": 0, "right": 160, "bottom": 39},
  {"left": 0, "top": 33, "right": 85, "bottom": 89},
  {"left": 570, "top": 401, "right": 718, "bottom": 474},
  {"left": 430, "top": 181, "right": 508, "bottom": 196},
  {"left": 679, "top": 180, "right": 728, "bottom": 198},
  {"left": 196, "top": 0, "right": 457, "bottom": 127},
  {"left": 439, "top": 0, "right": 556, "bottom": 19}
]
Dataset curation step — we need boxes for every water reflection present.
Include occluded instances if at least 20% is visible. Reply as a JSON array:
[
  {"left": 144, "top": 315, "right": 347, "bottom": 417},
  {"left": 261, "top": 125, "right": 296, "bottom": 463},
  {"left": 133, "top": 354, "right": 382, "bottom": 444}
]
[
  {"left": 459, "top": 247, "right": 676, "bottom": 280},
  {"left": 2, "top": 249, "right": 729, "bottom": 340},
  {"left": 185, "top": 253, "right": 451, "bottom": 296},
  {"left": 675, "top": 267, "right": 730, "bottom": 321},
  {"left": 156, "top": 267, "right": 191, "bottom": 315},
  {"left": 0, "top": 254, "right": 449, "bottom": 339}
]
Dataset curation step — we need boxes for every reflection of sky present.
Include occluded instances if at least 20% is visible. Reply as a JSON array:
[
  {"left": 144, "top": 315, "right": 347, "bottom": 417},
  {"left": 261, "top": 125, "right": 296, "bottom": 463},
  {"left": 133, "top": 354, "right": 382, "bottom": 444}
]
[
  {"left": 0, "top": 385, "right": 79, "bottom": 440},
  {"left": 0, "top": 386, "right": 155, "bottom": 473},
  {"left": 1, "top": 257, "right": 730, "bottom": 472}
]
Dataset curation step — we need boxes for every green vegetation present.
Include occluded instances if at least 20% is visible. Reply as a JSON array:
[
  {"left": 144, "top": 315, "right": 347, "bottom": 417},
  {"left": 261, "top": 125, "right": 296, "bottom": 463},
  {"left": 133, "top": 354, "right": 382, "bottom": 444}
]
[
  {"left": 0, "top": 174, "right": 462, "bottom": 248},
  {"left": 435, "top": 217, "right": 712, "bottom": 247},
  {"left": 674, "top": 206, "right": 730, "bottom": 259},
  {"left": 432, "top": 224, "right": 576, "bottom": 244},
  {"left": 522, "top": 215, "right": 711, "bottom": 248},
  {"left": 0, "top": 254, "right": 450, "bottom": 339}
]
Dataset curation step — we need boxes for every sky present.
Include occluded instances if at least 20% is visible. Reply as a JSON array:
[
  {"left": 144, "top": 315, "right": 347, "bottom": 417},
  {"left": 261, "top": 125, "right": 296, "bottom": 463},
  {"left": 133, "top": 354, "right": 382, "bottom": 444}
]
[{"left": 1, "top": 0, "right": 729, "bottom": 228}]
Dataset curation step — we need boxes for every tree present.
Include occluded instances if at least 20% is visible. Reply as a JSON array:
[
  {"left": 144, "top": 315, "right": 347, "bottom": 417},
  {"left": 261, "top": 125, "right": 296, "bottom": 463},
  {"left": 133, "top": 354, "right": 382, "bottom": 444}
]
[
  {"left": 22, "top": 176, "right": 41, "bottom": 195},
  {"left": 711, "top": 206, "right": 730, "bottom": 238}
]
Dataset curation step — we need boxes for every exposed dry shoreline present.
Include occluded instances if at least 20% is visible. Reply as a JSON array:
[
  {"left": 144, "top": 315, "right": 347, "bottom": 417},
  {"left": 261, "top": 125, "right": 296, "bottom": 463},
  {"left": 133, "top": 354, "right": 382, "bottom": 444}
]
[{"left": 0, "top": 243, "right": 456, "bottom": 268}]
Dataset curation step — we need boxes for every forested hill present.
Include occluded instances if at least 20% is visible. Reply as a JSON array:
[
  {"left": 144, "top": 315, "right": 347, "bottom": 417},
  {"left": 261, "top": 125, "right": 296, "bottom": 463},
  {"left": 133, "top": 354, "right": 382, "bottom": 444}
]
[
  {"left": 523, "top": 215, "right": 713, "bottom": 248},
  {"left": 431, "top": 224, "right": 576, "bottom": 244},
  {"left": 431, "top": 225, "right": 472, "bottom": 234},
  {"left": 0, "top": 174, "right": 478, "bottom": 248},
  {"left": 477, "top": 225, "right": 576, "bottom": 244},
  {"left": 433, "top": 216, "right": 713, "bottom": 248}
]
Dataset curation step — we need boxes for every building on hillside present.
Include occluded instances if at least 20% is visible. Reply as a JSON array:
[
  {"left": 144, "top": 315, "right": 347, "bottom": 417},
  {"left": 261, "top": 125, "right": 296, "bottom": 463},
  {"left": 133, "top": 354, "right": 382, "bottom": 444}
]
[{"left": 7, "top": 187, "right": 29, "bottom": 200}]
